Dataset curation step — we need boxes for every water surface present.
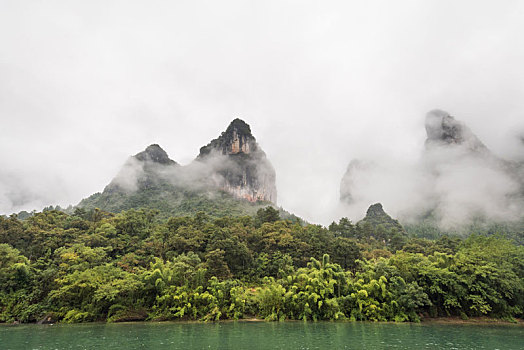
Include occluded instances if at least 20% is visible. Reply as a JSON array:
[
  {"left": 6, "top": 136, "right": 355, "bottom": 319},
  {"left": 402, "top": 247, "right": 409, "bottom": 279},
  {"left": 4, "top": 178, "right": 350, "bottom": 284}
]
[{"left": 1, "top": 321, "right": 522, "bottom": 349}]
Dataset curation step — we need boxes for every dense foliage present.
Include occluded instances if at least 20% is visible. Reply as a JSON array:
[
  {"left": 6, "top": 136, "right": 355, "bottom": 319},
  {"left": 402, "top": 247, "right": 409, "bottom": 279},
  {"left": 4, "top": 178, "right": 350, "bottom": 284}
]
[
  {"left": 405, "top": 217, "right": 524, "bottom": 245},
  {"left": 76, "top": 182, "right": 301, "bottom": 224},
  {"left": 78, "top": 184, "right": 269, "bottom": 219},
  {"left": 0, "top": 208, "right": 522, "bottom": 323}
]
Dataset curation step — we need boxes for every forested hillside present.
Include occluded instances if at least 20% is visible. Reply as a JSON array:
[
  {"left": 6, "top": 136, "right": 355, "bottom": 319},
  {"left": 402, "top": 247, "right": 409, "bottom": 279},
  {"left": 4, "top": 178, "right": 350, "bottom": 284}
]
[{"left": 1, "top": 207, "right": 522, "bottom": 323}]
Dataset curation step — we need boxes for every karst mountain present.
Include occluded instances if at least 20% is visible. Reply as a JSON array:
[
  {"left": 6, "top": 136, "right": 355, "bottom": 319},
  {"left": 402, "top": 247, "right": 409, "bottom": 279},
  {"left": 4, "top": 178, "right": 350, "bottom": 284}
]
[{"left": 78, "top": 119, "right": 277, "bottom": 217}]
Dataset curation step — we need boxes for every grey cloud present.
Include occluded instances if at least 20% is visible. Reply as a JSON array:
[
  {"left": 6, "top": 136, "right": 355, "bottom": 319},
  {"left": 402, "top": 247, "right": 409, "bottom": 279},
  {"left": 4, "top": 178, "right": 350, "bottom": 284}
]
[
  {"left": 1, "top": 1, "right": 523, "bottom": 225},
  {"left": 340, "top": 110, "right": 524, "bottom": 229}
]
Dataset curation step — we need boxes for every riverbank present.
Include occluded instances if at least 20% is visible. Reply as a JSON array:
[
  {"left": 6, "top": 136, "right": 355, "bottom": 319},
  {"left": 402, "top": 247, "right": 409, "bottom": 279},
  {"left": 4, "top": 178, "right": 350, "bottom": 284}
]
[
  {"left": 420, "top": 316, "right": 524, "bottom": 325},
  {"left": 4, "top": 316, "right": 523, "bottom": 326},
  {"left": 213, "top": 317, "right": 524, "bottom": 325}
]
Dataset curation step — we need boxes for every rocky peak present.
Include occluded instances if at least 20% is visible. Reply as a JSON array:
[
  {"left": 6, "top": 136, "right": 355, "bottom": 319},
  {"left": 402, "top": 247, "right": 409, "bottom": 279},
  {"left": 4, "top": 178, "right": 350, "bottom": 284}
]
[
  {"left": 196, "top": 118, "right": 276, "bottom": 203},
  {"left": 424, "top": 109, "right": 487, "bottom": 152},
  {"left": 198, "top": 118, "right": 257, "bottom": 158},
  {"left": 225, "top": 118, "right": 253, "bottom": 140},
  {"left": 134, "top": 144, "right": 177, "bottom": 165},
  {"left": 360, "top": 203, "right": 405, "bottom": 233},
  {"left": 366, "top": 203, "right": 386, "bottom": 217}
]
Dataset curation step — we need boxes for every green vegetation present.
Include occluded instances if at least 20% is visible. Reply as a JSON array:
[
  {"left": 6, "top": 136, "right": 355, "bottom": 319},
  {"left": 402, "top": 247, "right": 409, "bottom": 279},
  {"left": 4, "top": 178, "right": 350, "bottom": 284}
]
[
  {"left": 405, "top": 216, "right": 524, "bottom": 245},
  {"left": 0, "top": 208, "right": 522, "bottom": 323},
  {"left": 78, "top": 183, "right": 272, "bottom": 220}
]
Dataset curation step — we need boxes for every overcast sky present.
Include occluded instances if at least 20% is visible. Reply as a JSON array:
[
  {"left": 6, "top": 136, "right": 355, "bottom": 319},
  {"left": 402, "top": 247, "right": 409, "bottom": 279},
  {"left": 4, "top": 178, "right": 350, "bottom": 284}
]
[{"left": 1, "top": 0, "right": 523, "bottom": 224}]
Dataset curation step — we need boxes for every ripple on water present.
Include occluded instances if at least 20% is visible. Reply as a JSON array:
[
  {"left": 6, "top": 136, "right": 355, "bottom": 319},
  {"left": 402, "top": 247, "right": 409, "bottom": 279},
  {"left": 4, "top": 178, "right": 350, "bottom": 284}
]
[{"left": 0, "top": 322, "right": 523, "bottom": 350}]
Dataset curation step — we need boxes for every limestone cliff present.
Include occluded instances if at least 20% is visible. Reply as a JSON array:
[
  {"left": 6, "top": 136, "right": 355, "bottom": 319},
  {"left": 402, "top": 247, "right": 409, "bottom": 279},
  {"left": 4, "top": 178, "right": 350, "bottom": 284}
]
[
  {"left": 198, "top": 118, "right": 254, "bottom": 157},
  {"left": 197, "top": 119, "right": 277, "bottom": 203}
]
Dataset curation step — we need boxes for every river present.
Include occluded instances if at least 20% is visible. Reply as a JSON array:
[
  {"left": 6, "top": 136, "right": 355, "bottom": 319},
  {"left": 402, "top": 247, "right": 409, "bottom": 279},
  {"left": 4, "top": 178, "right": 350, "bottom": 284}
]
[{"left": 1, "top": 321, "right": 523, "bottom": 349}]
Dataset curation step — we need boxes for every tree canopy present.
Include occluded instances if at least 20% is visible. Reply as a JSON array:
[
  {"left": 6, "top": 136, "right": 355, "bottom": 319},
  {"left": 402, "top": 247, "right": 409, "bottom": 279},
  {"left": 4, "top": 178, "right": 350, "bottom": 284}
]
[{"left": 0, "top": 208, "right": 522, "bottom": 323}]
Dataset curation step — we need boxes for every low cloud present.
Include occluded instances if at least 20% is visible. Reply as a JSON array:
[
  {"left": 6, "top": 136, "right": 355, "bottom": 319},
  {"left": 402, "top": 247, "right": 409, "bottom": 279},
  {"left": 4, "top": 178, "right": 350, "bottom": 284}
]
[{"left": 340, "top": 110, "right": 524, "bottom": 228}]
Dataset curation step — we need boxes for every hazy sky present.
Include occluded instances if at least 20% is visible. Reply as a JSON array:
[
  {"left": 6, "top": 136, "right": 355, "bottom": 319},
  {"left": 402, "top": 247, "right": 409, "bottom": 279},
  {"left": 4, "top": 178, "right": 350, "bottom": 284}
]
[{"left": 1, "top": 0, "right": 523, "bottom": 224}]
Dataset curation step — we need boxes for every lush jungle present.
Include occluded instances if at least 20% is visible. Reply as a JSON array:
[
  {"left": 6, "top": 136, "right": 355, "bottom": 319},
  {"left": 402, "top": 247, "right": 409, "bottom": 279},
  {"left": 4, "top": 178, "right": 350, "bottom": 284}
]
[{"left": 1, "top": 206, "right": 522, "bottom": 323}]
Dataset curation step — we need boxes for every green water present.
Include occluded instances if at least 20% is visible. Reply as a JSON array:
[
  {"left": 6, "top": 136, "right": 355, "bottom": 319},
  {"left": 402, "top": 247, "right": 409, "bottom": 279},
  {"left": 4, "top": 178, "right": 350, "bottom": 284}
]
[{"left": 0, "top": 322, "right": 522, "bottom": 350}]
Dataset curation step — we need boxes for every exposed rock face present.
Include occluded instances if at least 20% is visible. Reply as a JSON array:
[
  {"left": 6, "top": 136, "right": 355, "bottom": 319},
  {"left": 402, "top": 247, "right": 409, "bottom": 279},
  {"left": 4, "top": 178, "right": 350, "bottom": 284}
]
[
  {"left": 197, "top": 119, "right": 277, "bottom": 203},
  {"left": 198, "top": 119, "right": 254, "bottom": 157}
]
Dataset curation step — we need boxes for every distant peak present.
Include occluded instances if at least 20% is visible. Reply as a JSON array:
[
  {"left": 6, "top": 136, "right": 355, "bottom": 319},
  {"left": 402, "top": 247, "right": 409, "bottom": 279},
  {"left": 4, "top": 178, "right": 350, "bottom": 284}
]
[
  {"left": 425, "top": 109, "right": 461, "bottom": 143},
  {"left": 366, "top": 203, "right": 386, "bottom": 217},
  {"left": 198, "top": 118, "right": 259, "bottom": 157},
  {"left": 134, "top": 144, "right": 177, "bottom": 165},
  {"left": 425, "top": 109, "right": 487, "bottom": 152},
  {"left": 146, "top": 144, "right": 163, "bottom": 152},
  {"left": 225, "top": 118, "right": 253, "bottom": 138},
  {"left": 360, "top": 202, "right": 406, "bottom": 233}
]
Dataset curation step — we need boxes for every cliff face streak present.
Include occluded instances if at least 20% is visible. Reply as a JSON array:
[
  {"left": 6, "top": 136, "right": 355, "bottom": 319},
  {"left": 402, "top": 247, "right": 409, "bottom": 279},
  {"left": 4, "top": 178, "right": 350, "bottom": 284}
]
[{"left": 198, "top": 119, "right": 277, "bottom": 203}]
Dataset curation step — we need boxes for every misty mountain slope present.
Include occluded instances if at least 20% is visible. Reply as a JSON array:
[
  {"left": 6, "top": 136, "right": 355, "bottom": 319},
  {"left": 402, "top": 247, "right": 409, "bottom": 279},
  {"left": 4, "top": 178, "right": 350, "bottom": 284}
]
[
  {"left": 78, "top": 119, "right": 277, "bottom": 218},
  {"left": 103, "top": 144, "right": 179, "bottom": 194},
  {"left": 340, "top": 109, "right": 524, "bottom": 237},
  {"left": 79, "top": 182, "right": 268, "bottom": 218},
  {"left": 422, "top": 110, "right": 524, "bottom": 222},
  {"left": 424, "top": 109, "right": 488, "bottom": 153}
]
